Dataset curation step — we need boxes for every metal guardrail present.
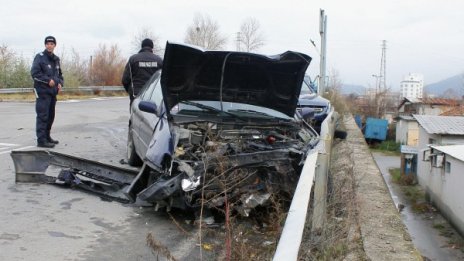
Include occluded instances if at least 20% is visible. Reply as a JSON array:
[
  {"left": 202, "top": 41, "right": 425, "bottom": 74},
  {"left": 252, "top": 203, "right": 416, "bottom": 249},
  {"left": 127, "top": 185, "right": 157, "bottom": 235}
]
[
  {"left": 0, "top": 86, "right": 124, "bottom": 94},
  {"left": 273, "top": 109, "right": 336, "bottom": 260}
]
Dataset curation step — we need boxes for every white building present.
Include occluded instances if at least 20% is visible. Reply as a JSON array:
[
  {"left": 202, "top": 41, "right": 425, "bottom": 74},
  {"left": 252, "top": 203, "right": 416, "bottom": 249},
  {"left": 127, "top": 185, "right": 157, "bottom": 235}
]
[
  {"left": 426, "top": 144, "right": 464, "bottom": 236},
  {"left": 395, "top": 115, "right": 418, "bottom": 146},
  {"left": 400, "top": 73, "right": 423, "bottom": 99},
  {"left": 414, "top": 115, "right": 464, "bottom": 236}
]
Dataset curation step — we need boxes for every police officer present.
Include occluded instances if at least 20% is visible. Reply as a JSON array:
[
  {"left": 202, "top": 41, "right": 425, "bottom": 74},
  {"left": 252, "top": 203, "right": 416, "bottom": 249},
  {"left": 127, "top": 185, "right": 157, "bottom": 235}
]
[
  {"left": 31, "top": 36, "right": 63, "bottom": 148},
  {"left": 122, "top": 38, "right": 163, "bottom": 108}
]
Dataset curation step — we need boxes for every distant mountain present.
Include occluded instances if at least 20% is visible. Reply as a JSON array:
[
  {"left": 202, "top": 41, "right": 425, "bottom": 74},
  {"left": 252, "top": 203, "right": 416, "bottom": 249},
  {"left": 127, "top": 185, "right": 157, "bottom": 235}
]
[
  {"left": 425, "top": 74, "right": 464, "bottom": 98},
  {"left": 340, "top": 84, "right": 366, "bottom": 95}
]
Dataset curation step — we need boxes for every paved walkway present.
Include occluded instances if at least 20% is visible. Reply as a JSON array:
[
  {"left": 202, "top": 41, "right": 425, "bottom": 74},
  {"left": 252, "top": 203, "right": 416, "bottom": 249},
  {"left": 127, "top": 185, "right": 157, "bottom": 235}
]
[{"left": 344, "top": 116, "right": 420, "bottom": 260}]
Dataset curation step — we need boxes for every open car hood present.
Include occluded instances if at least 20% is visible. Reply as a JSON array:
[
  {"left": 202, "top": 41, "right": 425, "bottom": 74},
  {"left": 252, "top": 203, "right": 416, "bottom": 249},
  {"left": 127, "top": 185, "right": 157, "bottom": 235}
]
[{"left": 161, "top": 42, "right": 311, "bottom": 117}]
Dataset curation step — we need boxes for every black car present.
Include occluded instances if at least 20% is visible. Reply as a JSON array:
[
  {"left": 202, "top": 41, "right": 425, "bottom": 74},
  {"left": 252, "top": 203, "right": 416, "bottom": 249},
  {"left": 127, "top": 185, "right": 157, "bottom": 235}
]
[{"left": 126, "top": 42, "right": 318, "bottom": 216}]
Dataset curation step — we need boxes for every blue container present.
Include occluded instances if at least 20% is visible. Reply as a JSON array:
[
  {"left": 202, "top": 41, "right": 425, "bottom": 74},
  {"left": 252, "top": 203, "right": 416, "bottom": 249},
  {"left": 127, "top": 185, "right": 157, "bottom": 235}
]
[
  {"left": 364, "top": 117, "right": 388, "bottom": 141},
  {"left": 354, "top": 115, "right": 362, "bottom": 129}
]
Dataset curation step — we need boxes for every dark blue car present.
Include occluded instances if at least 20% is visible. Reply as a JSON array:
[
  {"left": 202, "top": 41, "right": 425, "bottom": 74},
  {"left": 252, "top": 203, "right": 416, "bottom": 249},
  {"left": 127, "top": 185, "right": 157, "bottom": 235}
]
[{"left": 297, "top": 75, "right": 331, "bottom": 126}]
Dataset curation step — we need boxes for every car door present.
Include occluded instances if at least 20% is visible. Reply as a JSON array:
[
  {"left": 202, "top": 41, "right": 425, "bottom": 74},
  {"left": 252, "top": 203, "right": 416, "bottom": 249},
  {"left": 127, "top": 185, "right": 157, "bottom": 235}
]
[
  {"left": 138, "top": 73, "right": 164, "bottom": 158},
  {"left": 131, "top": 72, "right": 160, "bottom": 156}
]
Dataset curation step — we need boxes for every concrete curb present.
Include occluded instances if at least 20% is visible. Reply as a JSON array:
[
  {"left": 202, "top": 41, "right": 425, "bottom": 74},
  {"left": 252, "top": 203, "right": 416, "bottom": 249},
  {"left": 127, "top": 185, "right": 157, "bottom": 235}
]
[{"left": 345, "top": 115, "right": 422, "bottom": 260}]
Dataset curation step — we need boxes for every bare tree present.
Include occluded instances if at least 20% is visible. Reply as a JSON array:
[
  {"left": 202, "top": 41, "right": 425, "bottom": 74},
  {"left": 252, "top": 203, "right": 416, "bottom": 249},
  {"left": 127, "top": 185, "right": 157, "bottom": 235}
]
[
  {"left": 89, "top": 44, "right": 125, "bottom": 86},
  {"left": 0, "top": 45, "right": 15, "bottom": 88},
  {"left": 0, "top": 45, "right": 32, "bottom": 88},
  {"left": 184, "top": 13, "right": 227, "bottom": 50},
  {"left": 325, "top": 69, "right": 353, "bottom": 115},
  {"left": 131, "top": 27, "right": 163, "bottom": 55},
  {"left": 238, "top": 17, "right": 265, "bottom": 52},
  {"left": 60, "top": 48, "right": 90, "bottom": 87}
]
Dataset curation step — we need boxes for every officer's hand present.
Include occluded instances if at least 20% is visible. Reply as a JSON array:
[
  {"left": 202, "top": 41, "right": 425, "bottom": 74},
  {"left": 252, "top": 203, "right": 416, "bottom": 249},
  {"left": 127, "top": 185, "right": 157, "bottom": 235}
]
[
  {"left": 49, "top": 79, "right": 55, "bottom": 87},
  {"left": 58, "top": 84, "right": 62, "bottom": 93}
]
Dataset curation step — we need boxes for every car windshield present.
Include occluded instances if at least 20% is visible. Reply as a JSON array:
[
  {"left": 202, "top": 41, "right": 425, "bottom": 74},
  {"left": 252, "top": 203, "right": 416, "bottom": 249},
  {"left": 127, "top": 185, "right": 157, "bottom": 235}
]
[
  {"left": 172, "top": 100, "right": 292, "bottom": 120},
  {"left": 300, "top": 76, "right": 317, "bottom": 96}
]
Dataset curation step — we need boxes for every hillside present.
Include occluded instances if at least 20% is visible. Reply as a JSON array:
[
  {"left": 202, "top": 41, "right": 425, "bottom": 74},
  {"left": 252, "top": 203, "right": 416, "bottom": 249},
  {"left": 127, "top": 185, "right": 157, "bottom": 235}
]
[
  {"left": 341, "top": 84, "right": 366, "bottom": 95},
  {"left": 425, "top": 74, "right": 464, "bottom": 98}
]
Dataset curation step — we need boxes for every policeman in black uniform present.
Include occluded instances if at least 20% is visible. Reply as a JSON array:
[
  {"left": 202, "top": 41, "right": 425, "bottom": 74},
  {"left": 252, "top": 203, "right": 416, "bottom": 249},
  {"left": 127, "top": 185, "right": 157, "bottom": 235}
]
[
  {"left": 122, "top": 38, "right": 163, "bottom": 107},
  {"left": 31, "top": 36, "right": 63, "bottom": 148}
]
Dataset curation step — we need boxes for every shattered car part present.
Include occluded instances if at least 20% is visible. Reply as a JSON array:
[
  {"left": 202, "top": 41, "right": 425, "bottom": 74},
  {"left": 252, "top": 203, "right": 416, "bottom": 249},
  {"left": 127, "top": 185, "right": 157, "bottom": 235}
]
[
  {"left": 10, "top": 150, "right": 138, "bottom": 203},
  {"left": 235, "top": 193, "right": 271, "bottom": 217}
]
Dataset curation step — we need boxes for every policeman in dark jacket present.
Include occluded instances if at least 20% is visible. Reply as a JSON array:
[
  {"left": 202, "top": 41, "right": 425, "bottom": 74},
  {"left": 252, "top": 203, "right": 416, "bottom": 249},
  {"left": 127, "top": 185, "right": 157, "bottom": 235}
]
[
  {"left": 31, "top": 36, "right": 63, "bottom": 148},
  {"left": 122, "top": 38, "right": 163, "bottom": 107}
]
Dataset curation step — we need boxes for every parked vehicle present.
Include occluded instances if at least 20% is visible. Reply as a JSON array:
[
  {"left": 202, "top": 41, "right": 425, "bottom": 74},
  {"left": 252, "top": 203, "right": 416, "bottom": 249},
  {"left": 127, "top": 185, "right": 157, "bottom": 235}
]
[{"left": 126, "top": 42, "right": 318, "bottom": 216}]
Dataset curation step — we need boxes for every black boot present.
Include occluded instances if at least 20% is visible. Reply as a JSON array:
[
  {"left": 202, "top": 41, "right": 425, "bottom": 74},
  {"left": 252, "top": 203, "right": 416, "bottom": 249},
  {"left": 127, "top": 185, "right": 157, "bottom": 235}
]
[
  {"left": 37, "top": 141, "right": 55, "bottom": 148},
  {"left": 48, "top": 137, "right": 59, "bottom": 144}
]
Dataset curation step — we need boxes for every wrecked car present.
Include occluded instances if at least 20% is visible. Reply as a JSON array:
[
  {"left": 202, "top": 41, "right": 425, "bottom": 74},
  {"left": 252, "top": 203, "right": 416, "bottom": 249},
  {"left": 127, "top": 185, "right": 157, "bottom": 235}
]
[{"left": 126, "top": 42, "right": 318, "bottom": 216}]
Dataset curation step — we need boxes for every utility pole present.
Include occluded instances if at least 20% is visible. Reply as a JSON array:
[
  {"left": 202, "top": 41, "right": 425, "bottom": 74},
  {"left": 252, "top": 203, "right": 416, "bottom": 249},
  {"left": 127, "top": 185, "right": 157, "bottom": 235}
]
[
  {"left": 319, "top": 9, "right": 327, "bottom": 95},
  {"left": 378, "top": 40, "right": 387, "bottom": 117},
  {"left": 235, "top": 32, "right": 241, "bottom": 51},
  {"left": 379, "top": 40, "right": 387, "bottom": 92},
  {"left": 89, "top": 55, "right": 93, "bottom": 85}
]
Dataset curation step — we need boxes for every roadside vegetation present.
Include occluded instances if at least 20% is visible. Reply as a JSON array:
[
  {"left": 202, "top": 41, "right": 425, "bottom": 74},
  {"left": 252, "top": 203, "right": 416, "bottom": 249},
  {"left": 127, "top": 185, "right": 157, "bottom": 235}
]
[
  {"left": 389, "top": 167, "right": 429, "bottom": 213},
  {"left": 0, "top": 90, "right": 127, "bottom": 102},
  {"left": 298, "top": 119, "right": 367, "bottom": 260},
  {"left": 1, "top": 14, "right": 266, "bottom": 93},
  {"left": 370, "top": 140, "right": 401, "bottom": 156}
]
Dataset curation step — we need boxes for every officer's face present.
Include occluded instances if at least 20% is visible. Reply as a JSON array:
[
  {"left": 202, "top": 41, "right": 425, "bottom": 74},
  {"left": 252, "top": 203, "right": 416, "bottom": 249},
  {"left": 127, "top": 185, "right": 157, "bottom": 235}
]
[{"left": 45, "top": 42, "right": 55, "bottom": 53}]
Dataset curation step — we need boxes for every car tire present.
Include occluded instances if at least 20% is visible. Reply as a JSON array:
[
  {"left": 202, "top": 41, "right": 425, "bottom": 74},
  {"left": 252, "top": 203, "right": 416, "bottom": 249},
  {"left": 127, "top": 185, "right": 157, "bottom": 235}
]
[{"left": 127, "top": 130, "right": 143, "bottom": 166}]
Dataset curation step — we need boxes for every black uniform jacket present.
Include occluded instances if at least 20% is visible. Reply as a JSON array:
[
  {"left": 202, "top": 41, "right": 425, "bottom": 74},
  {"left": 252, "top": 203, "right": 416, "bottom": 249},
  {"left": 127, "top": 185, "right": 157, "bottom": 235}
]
[
  {"left": 122, "top": 47, "right": 163, "bottom": 97},
  {"left": 31, "top": 50, "right": 64, "bottom": 96}
]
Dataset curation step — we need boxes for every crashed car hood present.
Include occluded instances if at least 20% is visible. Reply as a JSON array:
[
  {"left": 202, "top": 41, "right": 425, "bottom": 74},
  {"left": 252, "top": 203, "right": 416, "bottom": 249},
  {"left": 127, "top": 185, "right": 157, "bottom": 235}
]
[{"left": 161, "top": 42, "right": 311, "bottom": 117}]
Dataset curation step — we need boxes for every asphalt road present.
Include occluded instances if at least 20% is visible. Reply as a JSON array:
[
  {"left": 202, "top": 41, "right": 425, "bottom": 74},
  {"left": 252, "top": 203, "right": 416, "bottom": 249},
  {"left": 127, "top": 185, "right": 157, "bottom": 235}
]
[{"left": 0, "top": 98, "right": 204, "bottom": 261}]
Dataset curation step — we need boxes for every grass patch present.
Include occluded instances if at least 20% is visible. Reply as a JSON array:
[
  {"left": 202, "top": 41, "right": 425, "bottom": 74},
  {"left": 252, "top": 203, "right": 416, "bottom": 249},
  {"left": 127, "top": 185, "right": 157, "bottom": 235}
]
[
  {"left": 315, "top": 242, "right": 349, "bottom": 260},
  {"left": 375, "top": 140, "right": 401, "bottom": 152},
  {"left": 400, "top": 186, "right": 433, "bottom": 213},
  {"left": 388, "top": 168, "right": 415, "bottom": 185},
  {"left": 389, "top": 168, "right": 401, "bottom": 183},
  {"left": 433, "top": 223, "right": 446, "bottom": 230},
  {"left": 370, "top": 140, "right": 401, "bottom": 156},
  {"left": 403, "top": 186, "right": 424, "bottom": 202}
]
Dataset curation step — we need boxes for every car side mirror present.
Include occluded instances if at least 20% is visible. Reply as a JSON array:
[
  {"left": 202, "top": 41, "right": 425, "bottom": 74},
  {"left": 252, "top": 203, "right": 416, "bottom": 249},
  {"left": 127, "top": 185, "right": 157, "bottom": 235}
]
[{"left": 138, "top": 101, "right": 158, "bottom": 115}]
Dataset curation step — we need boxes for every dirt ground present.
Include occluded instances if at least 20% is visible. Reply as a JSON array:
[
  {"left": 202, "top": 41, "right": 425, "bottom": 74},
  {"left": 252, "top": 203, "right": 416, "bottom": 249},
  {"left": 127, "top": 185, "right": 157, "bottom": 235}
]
[{"left": 299, "top": 115, "right": 422, "bottom": 260}]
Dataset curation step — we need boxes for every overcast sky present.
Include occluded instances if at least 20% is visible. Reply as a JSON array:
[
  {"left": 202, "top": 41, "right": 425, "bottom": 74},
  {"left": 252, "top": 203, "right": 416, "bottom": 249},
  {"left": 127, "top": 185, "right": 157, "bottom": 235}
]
[{"left": 1, "top": 0, "right": 463, "bottom": 89}]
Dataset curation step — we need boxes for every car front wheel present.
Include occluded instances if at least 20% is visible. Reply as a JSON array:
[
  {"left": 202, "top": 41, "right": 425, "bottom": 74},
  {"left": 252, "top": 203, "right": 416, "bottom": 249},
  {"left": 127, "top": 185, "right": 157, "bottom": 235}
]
[{"left": 127, "top": 130, "right": 143, "bottom": 166}]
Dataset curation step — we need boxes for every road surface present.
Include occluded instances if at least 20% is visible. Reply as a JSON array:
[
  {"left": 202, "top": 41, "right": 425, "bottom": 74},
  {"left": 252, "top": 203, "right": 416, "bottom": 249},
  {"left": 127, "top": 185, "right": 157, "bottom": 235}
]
[{"left": 0, "top": 98, "right": 206, "bottom": 261}]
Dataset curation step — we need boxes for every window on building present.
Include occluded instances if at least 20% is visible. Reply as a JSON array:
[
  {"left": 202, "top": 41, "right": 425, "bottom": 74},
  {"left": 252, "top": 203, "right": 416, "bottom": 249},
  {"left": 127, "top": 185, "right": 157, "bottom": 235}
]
[
  {"left": 429, "top": 138, "right": 436, "bottom": 144},
  {"left": 445, "top": 161, "right": 451, "bottom": 173}
]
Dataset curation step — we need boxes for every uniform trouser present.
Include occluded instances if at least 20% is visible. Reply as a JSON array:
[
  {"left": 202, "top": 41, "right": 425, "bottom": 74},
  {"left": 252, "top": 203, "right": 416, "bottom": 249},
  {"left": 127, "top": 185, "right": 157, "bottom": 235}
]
[{"left": 36, "top": 94, "right": 56, "bottom": 143}]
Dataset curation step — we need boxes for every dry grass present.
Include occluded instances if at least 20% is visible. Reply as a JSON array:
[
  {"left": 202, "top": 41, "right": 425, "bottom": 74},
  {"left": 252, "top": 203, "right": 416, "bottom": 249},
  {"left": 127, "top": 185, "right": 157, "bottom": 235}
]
[
  {"left": 146, "top": 232, "right": 178, "bottom": 261},
  {"left": 299, "top": 122, "right": 367, "bottom": 261}
]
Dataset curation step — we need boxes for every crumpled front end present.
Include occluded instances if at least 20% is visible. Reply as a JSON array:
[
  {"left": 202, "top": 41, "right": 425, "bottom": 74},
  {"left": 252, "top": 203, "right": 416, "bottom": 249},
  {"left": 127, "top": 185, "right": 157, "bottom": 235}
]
[{"left": 138, "top": 120, "right": 315, "bottom": 215}]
